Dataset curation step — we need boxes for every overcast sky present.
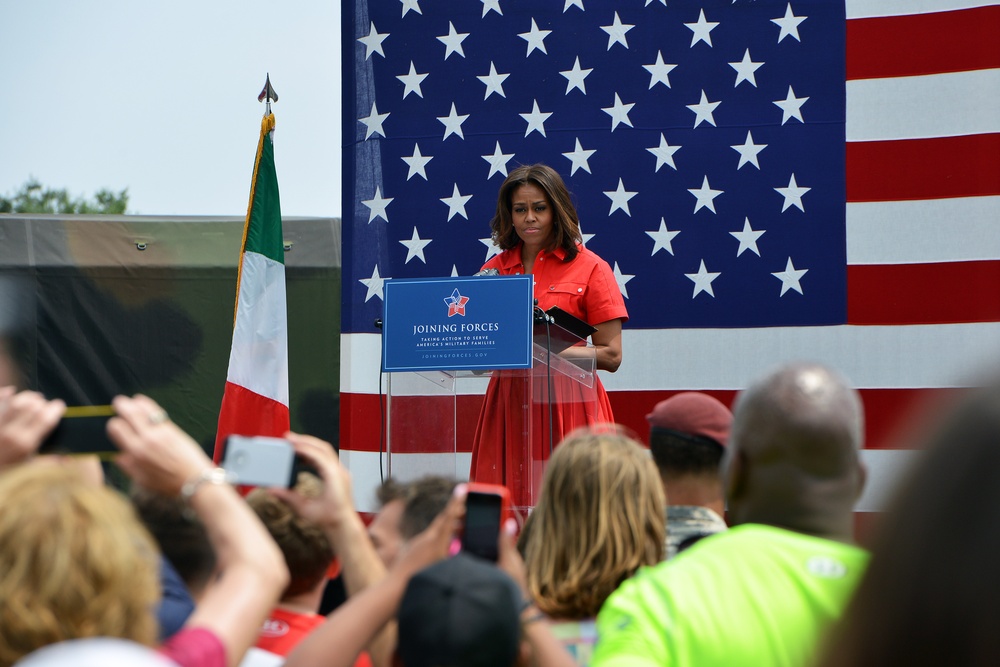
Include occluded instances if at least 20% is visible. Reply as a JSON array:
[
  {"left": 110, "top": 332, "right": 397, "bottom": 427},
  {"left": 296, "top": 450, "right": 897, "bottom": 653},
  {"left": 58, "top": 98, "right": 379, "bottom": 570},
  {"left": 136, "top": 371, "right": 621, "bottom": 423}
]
[{"left": 1, "top": 0, "right": 342, "bottom": 217}]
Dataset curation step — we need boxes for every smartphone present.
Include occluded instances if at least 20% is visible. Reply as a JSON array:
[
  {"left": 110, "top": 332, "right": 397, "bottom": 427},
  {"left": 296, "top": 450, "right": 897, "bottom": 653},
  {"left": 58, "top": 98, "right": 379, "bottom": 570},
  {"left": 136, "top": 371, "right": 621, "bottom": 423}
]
[
  {"left": 461, "top": 482, "right": 512, "bottom": 562},
  {"left": 220, "top": 435, "right": 305, "bottom": 488},
  {"left": 38, "top": 405, "right": 116, "bottom": 455}
]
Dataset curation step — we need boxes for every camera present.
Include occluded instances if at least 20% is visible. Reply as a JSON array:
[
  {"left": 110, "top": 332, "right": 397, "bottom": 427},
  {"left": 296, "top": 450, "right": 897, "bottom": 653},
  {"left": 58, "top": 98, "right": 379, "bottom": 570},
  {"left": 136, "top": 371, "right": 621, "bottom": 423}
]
[
  {"left": 39, "top": 405, "right": 116, "bottom": 456},
  {"left": 220, "top": 435, "right": 305, "bottom": 488},
  {"left": 461, "top": 482, "right": 512, "bottom": 562}
]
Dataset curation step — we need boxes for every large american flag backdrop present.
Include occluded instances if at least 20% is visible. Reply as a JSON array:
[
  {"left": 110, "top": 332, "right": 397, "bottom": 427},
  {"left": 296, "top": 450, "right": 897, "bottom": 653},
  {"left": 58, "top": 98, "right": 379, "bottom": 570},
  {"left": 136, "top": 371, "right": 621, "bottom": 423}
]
[{"left": 340, "top": 0, "right": 1000, "bottom": 515}]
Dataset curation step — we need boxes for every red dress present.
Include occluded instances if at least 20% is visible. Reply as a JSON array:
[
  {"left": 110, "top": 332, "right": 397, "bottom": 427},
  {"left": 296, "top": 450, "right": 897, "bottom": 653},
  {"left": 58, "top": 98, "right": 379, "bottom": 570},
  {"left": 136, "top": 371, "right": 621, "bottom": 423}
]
[{"left": 469, "top": 243, "right": 628, "bottom": 502}]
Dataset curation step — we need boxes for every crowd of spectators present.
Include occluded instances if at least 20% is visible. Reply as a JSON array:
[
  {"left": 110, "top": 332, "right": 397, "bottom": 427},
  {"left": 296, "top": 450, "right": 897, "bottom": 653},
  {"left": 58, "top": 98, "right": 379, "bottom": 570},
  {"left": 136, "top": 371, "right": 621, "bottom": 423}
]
[{"left": 4, "top": 315, "right": 1000, "bottom": 667}]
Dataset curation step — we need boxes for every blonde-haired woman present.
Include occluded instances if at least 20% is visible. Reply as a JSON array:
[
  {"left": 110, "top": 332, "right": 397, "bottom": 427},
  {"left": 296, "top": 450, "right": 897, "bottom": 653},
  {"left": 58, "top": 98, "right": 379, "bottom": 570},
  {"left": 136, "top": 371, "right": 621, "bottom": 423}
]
[
  {"left": 523, "top": 427, "right": 666, "bottom": 665},
  {"left": 0, "top": 391, "right": 288, "bottom": 667},
  {"left": 0, "top": 464, "right": 161, "bottom": 663}
]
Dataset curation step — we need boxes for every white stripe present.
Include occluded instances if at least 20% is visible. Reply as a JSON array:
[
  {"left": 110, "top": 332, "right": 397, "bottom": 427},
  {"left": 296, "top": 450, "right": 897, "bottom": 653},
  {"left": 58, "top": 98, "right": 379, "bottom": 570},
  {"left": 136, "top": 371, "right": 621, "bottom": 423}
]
[
  {"left": 226, "top": 251, "right": 289, "bottom": 405},
  {"left": 847, "top": 196, "right": 1000, "bottom": 264},
  {"left": 344, "top": 324, "right": 1000, "bottom": 394},
  {"left": 847, "top": 0, "right": 996, "bottom": 19},
  {"left": 340, "top": 449, "right": 472, "bottom": 513},
  {"left": 605, "top": 325, "right": 1000, "bottom": 391},
  {"left": 339, "top": 448, "right": 915, "bottom": 513},
  {"left": 847, "top": 69, "right": 1000, "bottom": 142}
]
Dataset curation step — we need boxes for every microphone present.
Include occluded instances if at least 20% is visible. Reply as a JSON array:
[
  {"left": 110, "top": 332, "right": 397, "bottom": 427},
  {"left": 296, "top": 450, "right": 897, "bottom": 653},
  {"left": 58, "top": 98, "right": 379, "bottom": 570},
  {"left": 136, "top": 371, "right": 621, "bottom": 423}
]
[
  {"left": 474, "top": 268, "right": 500, "bottom": 277},
  {"left": 533, "top": 298, "right": 553, "bottom": 324}
]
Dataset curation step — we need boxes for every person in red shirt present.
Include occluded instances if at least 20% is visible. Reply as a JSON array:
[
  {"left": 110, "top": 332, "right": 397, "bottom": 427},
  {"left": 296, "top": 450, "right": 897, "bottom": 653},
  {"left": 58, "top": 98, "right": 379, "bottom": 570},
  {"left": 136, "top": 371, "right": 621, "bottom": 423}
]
[
  {"left": 470, "top": 164, "right": 627, "bottom": 493},
  {"left": 246, "top": 478, "right": 372, "bottom": 667}
]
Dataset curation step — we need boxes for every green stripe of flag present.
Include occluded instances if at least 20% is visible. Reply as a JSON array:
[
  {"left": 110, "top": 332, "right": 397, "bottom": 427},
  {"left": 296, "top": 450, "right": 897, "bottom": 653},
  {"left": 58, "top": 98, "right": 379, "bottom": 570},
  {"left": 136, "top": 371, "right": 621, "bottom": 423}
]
[{"left": 244, "top": 125, "right": 284, "bottom": 265}]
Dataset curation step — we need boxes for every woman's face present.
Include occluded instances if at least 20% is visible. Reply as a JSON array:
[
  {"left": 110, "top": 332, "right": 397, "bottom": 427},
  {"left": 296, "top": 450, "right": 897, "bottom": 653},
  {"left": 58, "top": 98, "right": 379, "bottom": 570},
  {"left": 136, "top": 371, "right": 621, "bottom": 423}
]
[{"left": 511, "top": 183, "right": 554, "bottom": 249}]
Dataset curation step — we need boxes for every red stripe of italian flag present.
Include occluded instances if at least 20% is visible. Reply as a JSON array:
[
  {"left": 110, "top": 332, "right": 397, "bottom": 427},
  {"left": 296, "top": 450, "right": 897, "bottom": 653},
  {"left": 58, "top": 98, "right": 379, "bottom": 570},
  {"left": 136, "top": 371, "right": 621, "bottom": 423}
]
[{"left": 214, "top": 113, "right": 290, "bottom": 462}]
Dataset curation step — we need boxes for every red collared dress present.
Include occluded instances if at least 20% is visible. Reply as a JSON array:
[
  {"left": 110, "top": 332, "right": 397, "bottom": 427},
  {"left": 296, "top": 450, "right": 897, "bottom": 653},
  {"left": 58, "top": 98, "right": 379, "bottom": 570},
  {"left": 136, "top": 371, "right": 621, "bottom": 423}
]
[{"left": 469, "top": 243, "right": 628, "bottom": 499}]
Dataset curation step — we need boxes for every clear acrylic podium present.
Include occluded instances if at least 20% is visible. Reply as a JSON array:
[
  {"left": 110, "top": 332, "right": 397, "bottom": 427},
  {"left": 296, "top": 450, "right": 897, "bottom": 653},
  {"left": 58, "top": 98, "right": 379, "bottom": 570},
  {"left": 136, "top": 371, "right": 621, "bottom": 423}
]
[{"left": 385, "top": 340, "right": 597, "bottom": 512}]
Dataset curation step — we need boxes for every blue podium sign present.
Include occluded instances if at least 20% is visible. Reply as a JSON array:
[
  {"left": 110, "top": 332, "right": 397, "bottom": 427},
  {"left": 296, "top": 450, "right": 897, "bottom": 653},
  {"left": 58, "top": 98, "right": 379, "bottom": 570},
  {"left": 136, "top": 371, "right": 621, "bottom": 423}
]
[{"left": 382, "top": 275, "right": 533, "bottom": 372}]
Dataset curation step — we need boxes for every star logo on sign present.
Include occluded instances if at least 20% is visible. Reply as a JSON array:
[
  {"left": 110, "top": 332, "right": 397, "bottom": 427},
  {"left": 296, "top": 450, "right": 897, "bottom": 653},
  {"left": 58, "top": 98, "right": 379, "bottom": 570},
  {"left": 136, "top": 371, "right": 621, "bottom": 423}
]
[{"left": 444, "top": 289, "right": 471, "bottom": 317}]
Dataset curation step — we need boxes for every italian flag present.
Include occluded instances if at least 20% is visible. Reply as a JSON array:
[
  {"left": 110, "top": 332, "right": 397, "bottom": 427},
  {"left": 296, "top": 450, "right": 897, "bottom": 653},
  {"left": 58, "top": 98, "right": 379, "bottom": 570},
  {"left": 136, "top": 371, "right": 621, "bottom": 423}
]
[{"left": 214, "top": 112, "right": 290, "bottom": 461}]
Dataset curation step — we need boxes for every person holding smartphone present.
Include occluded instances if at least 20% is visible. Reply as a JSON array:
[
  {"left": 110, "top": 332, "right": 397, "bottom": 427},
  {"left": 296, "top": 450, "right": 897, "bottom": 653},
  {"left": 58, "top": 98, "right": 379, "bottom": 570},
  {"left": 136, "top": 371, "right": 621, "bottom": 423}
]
[{"left": 470, "top": 164, "right": 628, "bottom": 489}]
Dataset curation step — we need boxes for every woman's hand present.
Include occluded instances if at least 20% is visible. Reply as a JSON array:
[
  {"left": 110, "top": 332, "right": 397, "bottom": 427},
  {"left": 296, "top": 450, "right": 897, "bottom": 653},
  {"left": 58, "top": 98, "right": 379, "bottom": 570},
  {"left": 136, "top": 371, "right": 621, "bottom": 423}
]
[
  {"left": 590, "top": 318, "right": 623, "bottom": 372},
  {"left": 0, "top": 388, "right": 65, "bottom": 469},
  {"left": 107, "top": 394, "right": 212, "bottom": 495},
  {"left": 269, "top": 432, "right": 356, "bottom": 534}
]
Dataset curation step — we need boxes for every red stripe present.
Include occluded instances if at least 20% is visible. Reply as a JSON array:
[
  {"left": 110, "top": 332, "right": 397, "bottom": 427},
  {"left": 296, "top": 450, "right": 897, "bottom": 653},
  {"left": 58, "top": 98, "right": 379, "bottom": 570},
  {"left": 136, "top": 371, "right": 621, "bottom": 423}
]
[
  {"left": 341, "top": 387, "right": 962, "bottom": 456},
  {"left": 846, "top": 134, "right": 1000, "bottom": 203},
  {"left": 213, "top": 382, "right": 291, "bottom": 462},
  {"left": 847, "top": 6, "right": 1000, "bottom": 81},
  {"left": 341, "top": 392, "right": 480, "bottom": 454},
  {"left": 847, "top": 260, "right": 1000, "bottom": 325}
]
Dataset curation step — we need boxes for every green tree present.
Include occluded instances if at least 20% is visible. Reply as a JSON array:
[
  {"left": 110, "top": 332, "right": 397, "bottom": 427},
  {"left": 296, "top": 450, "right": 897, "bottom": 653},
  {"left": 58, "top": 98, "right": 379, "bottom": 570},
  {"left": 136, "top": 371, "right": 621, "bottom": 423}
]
[{"left": 0, "top": 178, "right": 129, "bottom": 214}]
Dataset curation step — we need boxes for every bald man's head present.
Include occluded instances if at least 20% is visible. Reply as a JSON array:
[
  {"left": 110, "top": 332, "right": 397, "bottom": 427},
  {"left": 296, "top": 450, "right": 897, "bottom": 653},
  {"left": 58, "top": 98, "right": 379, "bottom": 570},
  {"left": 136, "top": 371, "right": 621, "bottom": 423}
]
[{"left": 724, "top": 363, "right": 865, "bottom": 539}]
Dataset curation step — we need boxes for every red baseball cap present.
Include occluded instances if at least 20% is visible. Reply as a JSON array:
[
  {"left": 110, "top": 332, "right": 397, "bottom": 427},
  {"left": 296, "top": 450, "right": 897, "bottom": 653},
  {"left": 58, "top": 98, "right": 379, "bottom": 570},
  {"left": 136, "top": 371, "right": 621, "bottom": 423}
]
[{"left": 646, "top": 392, "right": 733, "bottom": 447}]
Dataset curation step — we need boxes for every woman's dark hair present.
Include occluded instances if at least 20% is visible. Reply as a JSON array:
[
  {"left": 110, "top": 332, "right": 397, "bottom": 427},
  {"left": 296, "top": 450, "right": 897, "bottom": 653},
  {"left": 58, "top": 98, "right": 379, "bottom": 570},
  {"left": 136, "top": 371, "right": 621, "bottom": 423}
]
[
  {"left": 818, "top": 382, "right": 1000, "bottom": 667},
  {"left": 490, "top": 164, "right": 581, "bottom": 261}
]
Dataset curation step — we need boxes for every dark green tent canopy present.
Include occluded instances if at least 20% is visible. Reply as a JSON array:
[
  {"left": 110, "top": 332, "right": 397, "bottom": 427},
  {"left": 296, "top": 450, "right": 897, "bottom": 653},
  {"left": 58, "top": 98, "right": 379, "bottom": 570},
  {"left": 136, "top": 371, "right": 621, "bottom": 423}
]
[{"left": 0, "top": 214, "right": 341, "bottom": 452}]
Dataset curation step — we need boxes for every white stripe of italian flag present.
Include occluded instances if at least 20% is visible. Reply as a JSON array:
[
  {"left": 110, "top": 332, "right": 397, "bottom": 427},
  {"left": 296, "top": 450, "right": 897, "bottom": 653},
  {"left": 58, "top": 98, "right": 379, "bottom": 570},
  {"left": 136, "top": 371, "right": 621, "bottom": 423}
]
[{"left": 214, "top": 113, "right": 290, "bottom": 462}]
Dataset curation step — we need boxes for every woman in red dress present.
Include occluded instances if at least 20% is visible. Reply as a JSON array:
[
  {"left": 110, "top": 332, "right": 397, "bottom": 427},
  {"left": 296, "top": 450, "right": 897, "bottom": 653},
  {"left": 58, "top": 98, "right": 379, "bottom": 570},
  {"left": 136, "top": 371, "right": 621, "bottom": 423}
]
[{"left": 469, "top": 164, "right": 628, "bottom": 501}]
